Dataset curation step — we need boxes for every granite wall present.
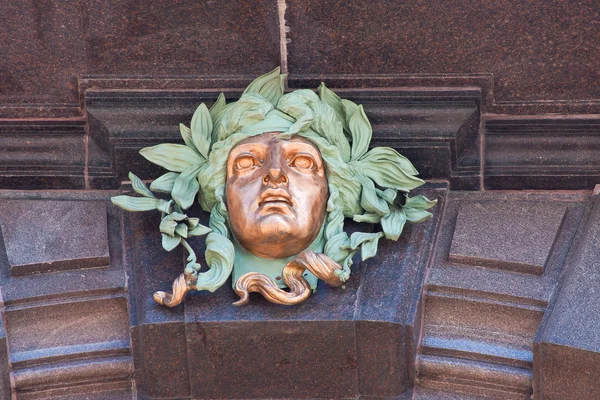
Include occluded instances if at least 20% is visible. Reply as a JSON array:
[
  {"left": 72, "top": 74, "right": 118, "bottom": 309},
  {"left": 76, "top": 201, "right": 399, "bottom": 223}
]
[
  {"left": 2, "top": 0, "right": 599, "bottom": 117},
  {"left": 1, "top": 0, "right": 599, "bottom": 191},
  {"left": 1, "top": 1, "right": 600, "bottom": 399}
]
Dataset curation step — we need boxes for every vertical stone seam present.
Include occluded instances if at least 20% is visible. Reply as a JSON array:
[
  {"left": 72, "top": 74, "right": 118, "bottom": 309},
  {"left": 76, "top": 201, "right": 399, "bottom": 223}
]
[
  {"left": 277, "top": 0, "right": 289, "bottom": 77},
  {"left": 479, "top": 113, "right": 485, "bottom": 191},
  {"left": 83, "top": 114, "right": 90, "bottom": 190}
]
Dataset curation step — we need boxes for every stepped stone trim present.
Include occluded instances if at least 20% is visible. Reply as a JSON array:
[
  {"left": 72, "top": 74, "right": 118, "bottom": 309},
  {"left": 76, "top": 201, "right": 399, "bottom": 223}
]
[
  {"left": 12, "top": 340, "right": 130, "bottom": 368},
  {"left": 421, "top": 335, "right": 533, "bottom": 369},
  {"left": 414, "top": 191, "right": 590, "bottom": 399},
  {"left": 86, "top": 88, "right": 480, "bottom": 190},
  {"left": 0, "top": 120, "right": 87, "bottom": 189},
  {"left": 17, "top": 382, "right": 134, "bottom": 400},
  {"left": 417, "top": 355, "right": 532, "bottom": 400},
  {"left": 485, "top": 115, "right": 600, "bottom": 190},
  {"left": 535, "top": 194, "right": 600, "bottom": 399},
  {"left": 13, "top": 356, "right": 132, "bottom": 392},
  {"left": 426, "top": 285, "right": 547, "bottom": 311},
  {"left": 0, "top": 193, "right": 133, "bottom": 399}
]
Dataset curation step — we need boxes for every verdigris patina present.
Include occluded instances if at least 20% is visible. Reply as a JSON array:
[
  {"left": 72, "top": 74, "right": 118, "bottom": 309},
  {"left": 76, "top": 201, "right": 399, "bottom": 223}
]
[{"left": 111, "top": 68, "right": 436, "bottom": 307}]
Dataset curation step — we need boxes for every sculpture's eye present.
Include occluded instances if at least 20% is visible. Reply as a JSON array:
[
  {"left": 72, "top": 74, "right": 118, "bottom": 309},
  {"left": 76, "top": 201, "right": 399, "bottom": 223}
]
[
  {"left": 290, "top": 154, "right": 316, "bottom": 170},
  {"left": 234, "top": 154, "right": 261, "bottom": 170}
]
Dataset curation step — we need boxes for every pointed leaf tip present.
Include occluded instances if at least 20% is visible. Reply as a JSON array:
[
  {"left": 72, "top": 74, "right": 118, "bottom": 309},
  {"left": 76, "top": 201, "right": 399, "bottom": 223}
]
[
  {"left": 242, "top": 67, "right": 285, "bottom": 106},
  {"left": 190, "top": 103, "right": 212, "bottom": 158},
  {"left": 128, "top": 172, "right": 155, "bottom": 198},
  {"left": 140, "top": 144, "right": 204, "bottom": 172}
]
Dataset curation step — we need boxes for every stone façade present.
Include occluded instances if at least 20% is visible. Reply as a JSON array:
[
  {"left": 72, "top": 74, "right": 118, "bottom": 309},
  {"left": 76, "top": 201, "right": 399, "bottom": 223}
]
[{"left": 1, "top": 1, "right": 600, "bottom": 398}]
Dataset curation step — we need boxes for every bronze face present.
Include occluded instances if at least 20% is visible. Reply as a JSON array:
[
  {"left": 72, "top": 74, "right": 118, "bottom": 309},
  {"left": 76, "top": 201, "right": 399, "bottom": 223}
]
[{"left": 226, "top": 132, "right": 328, "bottom": 259}]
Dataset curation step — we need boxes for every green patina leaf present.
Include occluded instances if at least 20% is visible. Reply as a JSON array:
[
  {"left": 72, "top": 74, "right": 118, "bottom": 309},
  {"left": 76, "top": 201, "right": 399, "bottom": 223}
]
[
  {"left": 156, "top": 199, "right": 173, "bottom": 214},
  {"left": 128, "top": 172, "right": 155, "bottom": 198},
  {"left": 163, "top": 212, "right": 188, "bottom": 221},
  {"left": 175, "top": 223, "right": 188, "bottom": 238},
  {"left": 358, "top": 147, "right": 424, "bottom": 191},
  {"left": 188, "top": 224, "right": 212, "bottom": 237},
  {"left": 209, "top": 93, "right": 226, "bottom": 119},
  {"left": 179, "top": 123, "right": 196, "bottom": 152},
  {"left": 210, "top": 102, "right": 234, "bottom": 144},
  {"left": 150, "top": 172, "right": 179, "bottom": 194},
  {"left": 318, "top": 83, "right": 346, "bottom": 132},
  {"left": 324, "top": 231, "right": 354, "bottom": 265},
  {"left": 111, "top": 196, "right": 159, "bottom": 212},
  {"left": 313, "top": 101, "right": 351, "bottom": 162},
  {"left": 349, "top": 232, "right": 384, "bottom": 261},
  {"left": 190, "top": 103, "right": 212, "bottom": 158},
  {"left": 171, "top": 164, "right": 203, "bottom": 210},
  {"left": 349, "top": 105, "right": 372, "bottom": 161},
  {"left": 216, "top": 93, "right": 273, "bottom": 141},
  {"left": 360, "top": 233, "right": 384, "bottom": 260},
  {"left": 341, "top": 99, "right": 359, "bottom": 131},
  {"left": 198, "top": 232, "right": 235, "bottom": 292},
  {"left": 405, "top": 207, "right": 433, "bottom": 223},
  {"left": 381, "top": 188, "right": 397, "bottom": 204},
  {"left": 242, "top": 67, "right": 286, "bottom": 106},
  {"left": 404, "top": 194, "right": 438, "bottom": 210},
  {"left": 381, "top": 207, "right": 407, "bottom": 240},
  {"left": 277, "top": 90, "right": 315, "bottom": 134},
  {"left": 161, "top": 233, "right": 181, "bottom": 252},
  {"left": 159, "top": 219, "right": 177, "bottom": 236},
  {"left": 357, "top": 175, "right": 389, "bottom": 215},
  {"left": 186, "top": 217, "right": 200, "bottom": 229},
  {"left": 140, "top": 144, "right": 204, "bottom": 172},
  {"left": 353, "top": 212, "right": 382, "bottom": 223}
]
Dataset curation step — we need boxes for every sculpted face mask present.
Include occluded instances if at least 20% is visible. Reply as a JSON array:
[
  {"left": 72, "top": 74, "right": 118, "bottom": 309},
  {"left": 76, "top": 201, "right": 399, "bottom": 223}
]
[{"left": 111, "top": 68, "right": 437, "bottom": 307}]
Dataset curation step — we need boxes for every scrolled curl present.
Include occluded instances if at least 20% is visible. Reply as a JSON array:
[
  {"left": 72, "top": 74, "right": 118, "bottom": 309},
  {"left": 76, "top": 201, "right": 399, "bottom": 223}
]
[{"left": 233, "top": 250, "right": 344, "bottom": 306}]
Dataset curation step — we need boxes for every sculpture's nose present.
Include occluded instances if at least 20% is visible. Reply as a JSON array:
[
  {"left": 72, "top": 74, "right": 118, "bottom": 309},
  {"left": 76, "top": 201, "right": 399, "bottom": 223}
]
[{"left": 263, "top": 167, "right": 289, "bottom": 187}]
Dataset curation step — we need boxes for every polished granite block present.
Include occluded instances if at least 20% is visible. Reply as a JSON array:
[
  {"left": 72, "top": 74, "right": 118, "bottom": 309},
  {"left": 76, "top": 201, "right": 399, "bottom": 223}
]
[
  {"left": 126, "top": 184, "right": 447, "bottom": 399},
  {"left": 0, "top": 200, "right": 110, "bottom": 276},
  {"left": 1, "top": 0, "right": 280, "bottom": 115},
  {"left": 285, "top": 0, "right": 600, "bottom": 108},
  {"left": 0, "top": 192, "right": 132, "bottom": 399},
  {"left": 449, "top": 201, "right": 567, "bottom": 274},
  {"left": 536, "top": 195, "right": 600, "bottom": 399}
]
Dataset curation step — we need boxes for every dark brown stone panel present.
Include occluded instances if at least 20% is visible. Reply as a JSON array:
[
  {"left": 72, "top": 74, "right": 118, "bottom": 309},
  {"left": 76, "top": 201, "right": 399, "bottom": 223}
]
[
  {"left": 186, "top": 320, "right": 358, "bottom": 399},
  {"left": 535, "top": 343, "right": 600, "bottom": 400},
  {"left": 356, "top": 321, "right": 406, "bottom": 397},
  {"left": 286, "top": 0, "right": 600, "bottom": 104},
  {"left": 124, "top": 210, "right": 191, "bottom": 399},
  {"left": 1, "top": 0, "right": 280, "bottom": 113}
]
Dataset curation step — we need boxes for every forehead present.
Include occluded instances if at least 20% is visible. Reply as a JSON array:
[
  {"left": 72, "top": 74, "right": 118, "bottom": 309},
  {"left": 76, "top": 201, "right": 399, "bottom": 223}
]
[{"left": 231, "top": 132, "right": 319, "bottom": 152}]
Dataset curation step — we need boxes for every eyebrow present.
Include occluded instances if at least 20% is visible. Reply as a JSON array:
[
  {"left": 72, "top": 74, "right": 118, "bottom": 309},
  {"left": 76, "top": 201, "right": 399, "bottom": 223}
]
[
  {"left": 230, "top": 143, "right": 268, "bottom": 155},
  {"left": 281, "top": 141, "right": 320, "bottom": 155}
]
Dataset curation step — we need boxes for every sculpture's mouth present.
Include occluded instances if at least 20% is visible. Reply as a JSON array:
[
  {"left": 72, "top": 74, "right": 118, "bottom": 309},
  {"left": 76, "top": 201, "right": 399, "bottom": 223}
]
[{"left": 259, "top": 189, "right": 293, "bottom": 208}]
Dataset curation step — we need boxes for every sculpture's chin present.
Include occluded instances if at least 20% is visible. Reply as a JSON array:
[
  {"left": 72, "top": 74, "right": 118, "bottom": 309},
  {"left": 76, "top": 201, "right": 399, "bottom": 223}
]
[{"left": 237, "top": 221, "right": 317, "bottom": 260}]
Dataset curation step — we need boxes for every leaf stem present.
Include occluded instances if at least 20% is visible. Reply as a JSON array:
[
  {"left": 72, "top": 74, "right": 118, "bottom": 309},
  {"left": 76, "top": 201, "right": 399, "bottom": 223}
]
[{"left": 181, "top": 239, "right": 198, "bottom": 270}]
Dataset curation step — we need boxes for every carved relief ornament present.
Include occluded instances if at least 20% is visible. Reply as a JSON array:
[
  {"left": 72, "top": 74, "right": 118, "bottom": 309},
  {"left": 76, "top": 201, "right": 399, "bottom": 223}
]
[{"left": 111, "top": 68, "right": 436, "bottom": 307}]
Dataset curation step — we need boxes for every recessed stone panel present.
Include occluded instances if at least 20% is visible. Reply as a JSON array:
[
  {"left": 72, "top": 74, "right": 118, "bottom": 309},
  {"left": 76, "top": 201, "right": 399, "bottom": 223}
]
[
  {"left": 449, "top": 201, "right": 567, "bottom": 274},
  {"left": 0, "top": 200, "right": 110, "bottom": 276}
]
